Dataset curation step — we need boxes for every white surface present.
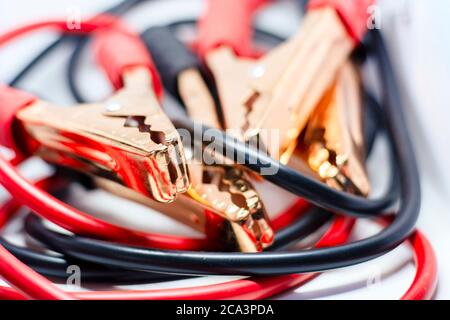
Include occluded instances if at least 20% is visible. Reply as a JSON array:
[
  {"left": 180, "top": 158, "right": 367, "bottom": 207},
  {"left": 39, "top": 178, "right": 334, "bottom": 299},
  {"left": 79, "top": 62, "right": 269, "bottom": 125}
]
[{"left": 1, "top": 0, "right": 449, "bottom": 300}]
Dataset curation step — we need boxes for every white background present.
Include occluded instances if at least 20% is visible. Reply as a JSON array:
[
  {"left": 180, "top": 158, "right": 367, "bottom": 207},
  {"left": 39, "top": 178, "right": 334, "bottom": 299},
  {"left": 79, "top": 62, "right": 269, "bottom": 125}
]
[{"left": 1, "top": 0, "right": 450, "bottom": 300}]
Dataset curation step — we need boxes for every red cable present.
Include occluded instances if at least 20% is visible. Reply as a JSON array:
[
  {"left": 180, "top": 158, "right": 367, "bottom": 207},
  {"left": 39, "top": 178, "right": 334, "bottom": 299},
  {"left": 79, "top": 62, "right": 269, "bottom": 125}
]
[
  {"left": 0, "top": 154, "right": 310, "bottom": 250},
  {"left": 0, "top": 245, "right": 72, "bottom": 300},
  {"left": 400, "top": 230, "right": 438, "bottom": 300},
  {"left": 0, "top": 174, "right": 438, "bottom": 300},
  {"left": 0, "top": 197, "right": 19, "bottom": 228},
  {"left": 0, "top": 196, "right": 438, "bottom": 300},
  {"left": 0, "top": 156, "right": 211, "bottom": 249},
  {"left": 0, "top": 192, "right": 351, "bottom": 300},
  {"left": 0, "top": 180, "right": 75, "bottom": 300},
  {"left": 271, "top": 199, "right": 310, "bottom": 230},
  {"left": 0, "top": 16, "right": 129, "bottom": 46}
]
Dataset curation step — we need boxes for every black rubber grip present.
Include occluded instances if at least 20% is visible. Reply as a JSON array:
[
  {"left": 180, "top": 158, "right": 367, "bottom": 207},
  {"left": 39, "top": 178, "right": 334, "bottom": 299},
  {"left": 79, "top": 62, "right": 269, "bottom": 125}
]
[{"left": 141, "top": 26, "right": 201, "bottom": 99}]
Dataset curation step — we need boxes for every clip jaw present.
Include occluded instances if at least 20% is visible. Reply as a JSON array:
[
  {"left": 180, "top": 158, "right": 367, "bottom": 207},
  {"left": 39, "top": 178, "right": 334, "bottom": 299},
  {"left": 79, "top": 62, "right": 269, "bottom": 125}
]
[
  {"left": 222, "top": 167, "right": 274, "bottom": 251},
  {"left": 188, "top": 165, "right": 273, "bottom": 251},
  {"left": 301, "top": 63, "right": 370, "bottom": 196},
  {"left": 16, "top": 67, "right": 189, "bottom": 203}
]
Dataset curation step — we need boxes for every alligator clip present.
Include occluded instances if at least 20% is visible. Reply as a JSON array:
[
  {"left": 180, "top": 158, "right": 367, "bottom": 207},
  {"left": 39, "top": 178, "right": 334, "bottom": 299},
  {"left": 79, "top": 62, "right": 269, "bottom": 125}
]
[
  {"left": 5, "top": 26, "right": 189, "bottom": 203},
  {"left": 199, "top": 0, "right": 374, "bottom": 163},
  {"left": 188, "top": 165, "right": 273, "bottom": 251},
  {"left": 143, "top": 26, "right": 274, "bottom": 251},
  {"left": 299, "top": 62, "right": 370, "bottom": 196}
]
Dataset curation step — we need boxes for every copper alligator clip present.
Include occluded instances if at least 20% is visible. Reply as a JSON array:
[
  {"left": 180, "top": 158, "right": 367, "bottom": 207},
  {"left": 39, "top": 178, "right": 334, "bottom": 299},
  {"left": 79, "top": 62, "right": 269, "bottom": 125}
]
[
  {"left": 181, "top": 86, "right": 274, "bottom": 251},
  {"left": 14, "top": 26, "right": 189, "bottom": 203},
  {"left": 143, "top": 25, "right": 274, "bottom": 251},
  {"left": 200, "top": 0, "right": 375, "bottom": 164}
]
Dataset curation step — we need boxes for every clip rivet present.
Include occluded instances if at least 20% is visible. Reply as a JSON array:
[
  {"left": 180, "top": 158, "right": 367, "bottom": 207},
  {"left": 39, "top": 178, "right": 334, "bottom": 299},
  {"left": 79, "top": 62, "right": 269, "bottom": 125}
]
[
  {"left": 251, "top": 65, "right": 265, "bottom": 78},
  {"left": 105, "top": 101, "right": 122, "bottom": 112}
]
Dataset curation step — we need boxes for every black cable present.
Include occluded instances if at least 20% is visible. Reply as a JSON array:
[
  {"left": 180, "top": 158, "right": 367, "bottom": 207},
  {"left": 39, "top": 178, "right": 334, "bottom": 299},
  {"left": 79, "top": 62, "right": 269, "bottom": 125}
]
[
  {"left": 25, "top": 30, "right": 419, "bottom": 277},
  {"left": 1, "top": 192, "right": 330, "bottom": 281},
  {"left": 169, "top": 118, "right": 398, "bottom": 217},
  {"left": 270, "top": 208, "right": 331, "bottom": 250},
  {"left": 295, "top": 0, "right": 309, "bottom": 12},
  {"left": 14, "top": 189, "right": 334, "bottom": 279},
  {"left": 66, "top": 37, "right": 88, "bottom": 103},
  {"left": 0, "top": 237, "right": 185, "bottom": 283},
  {"left": 0, "top": 175, "right": 333, "bottom": 280},
  {"left": 173, "top": 113, "right": 398, "bottom": 217},
  {"left": 8, "top": 38, "right": 65, "bottom": 87}
]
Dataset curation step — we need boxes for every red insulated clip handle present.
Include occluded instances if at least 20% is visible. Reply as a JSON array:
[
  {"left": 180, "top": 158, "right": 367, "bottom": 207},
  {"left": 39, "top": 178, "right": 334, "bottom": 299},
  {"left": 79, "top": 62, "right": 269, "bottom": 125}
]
[
  {"left": 0, "top": 85, "right": 36, "bottom": 157},
  {"left": 308, "top": 0, "right": 376, "bottom": 44},
  {"left": 197, "top": 0, "right": 270, "bottom": 59},
  {"left": 93, "top": 26, "right": 163, "bottom": 98}
]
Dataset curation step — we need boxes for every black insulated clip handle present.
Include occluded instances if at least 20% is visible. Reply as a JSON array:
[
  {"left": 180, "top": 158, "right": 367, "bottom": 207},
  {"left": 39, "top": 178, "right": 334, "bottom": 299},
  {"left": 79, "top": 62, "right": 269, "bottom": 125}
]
[{"left": 141, "top": 26, "right": 201, "bottom": 100}]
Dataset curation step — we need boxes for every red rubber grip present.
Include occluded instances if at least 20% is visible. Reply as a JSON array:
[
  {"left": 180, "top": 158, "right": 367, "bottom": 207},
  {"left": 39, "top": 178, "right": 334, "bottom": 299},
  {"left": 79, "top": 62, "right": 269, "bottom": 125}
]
[
  {"left": 197, "top": 0, "right": 270, "bottom": 59},
  {"left": 308, "top": 0, "right": 376, "bottom": 43},
  {"left": 0, "top": 85, "right": 36, "bottom": 156},
  {"left": 93, "top": 27, "right": 163, "bottom": 98}
]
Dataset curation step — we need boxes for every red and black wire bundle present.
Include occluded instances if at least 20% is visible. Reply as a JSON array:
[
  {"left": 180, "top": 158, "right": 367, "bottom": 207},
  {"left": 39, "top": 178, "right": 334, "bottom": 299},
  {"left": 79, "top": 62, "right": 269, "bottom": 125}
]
[{"left": 0, "top": 1, "right": 438, "bottom": 300}]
